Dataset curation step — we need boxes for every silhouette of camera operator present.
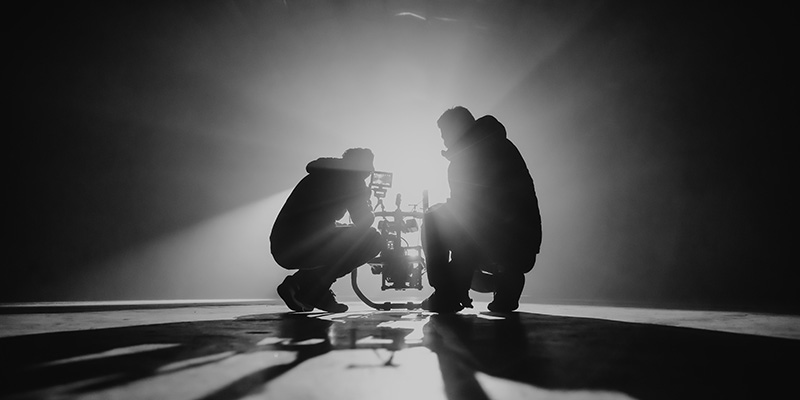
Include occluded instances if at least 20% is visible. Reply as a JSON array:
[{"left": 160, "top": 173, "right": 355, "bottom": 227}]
[
  {"left": 421, "top": 107, "right": 542, "bottom": 313},
  {"left": 271, "top": 148, "right": 385, "bottom": 313}
]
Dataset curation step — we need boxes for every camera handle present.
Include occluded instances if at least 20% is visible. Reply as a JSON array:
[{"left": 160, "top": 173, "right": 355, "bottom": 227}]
[{"left": 351, "top": 190, "right": 429, "bottom": 310}]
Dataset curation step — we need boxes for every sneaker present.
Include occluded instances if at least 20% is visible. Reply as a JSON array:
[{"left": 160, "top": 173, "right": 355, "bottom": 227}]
[
  {"left": 277, "top": 276, "right": 313, "bottom": 312},
  {"left": 487, "top": 298, "right": 519, "bottom": 313},
  {"left": 487, "top": 273, "right": 524, "bottom": 313},
  {"left": 310, "top": 289, "right": 349, "bottom": 313},
  {"left": 420, "top": 291, "right": 465, "bottom": 313}
]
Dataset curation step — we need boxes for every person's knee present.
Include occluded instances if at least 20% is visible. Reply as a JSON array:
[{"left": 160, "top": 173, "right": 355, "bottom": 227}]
[
  {"left": 423, "top": 203, "right": 451, "bottom": 226},
  {"left": 495, "top": 253, "right": 536, "bottom": 275},
  {"left": 367, "top": 230, "right": 386, "bottom": 254},
  {"left": 424, "top": 205, "right": 466, "bottom": 247}
]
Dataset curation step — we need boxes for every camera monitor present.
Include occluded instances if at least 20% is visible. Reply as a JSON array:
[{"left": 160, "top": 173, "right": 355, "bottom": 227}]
[{"left": 370, "top": 171, "right": 393, "bottom": 189}]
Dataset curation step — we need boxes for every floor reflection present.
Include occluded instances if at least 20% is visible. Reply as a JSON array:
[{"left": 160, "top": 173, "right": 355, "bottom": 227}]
[{"left": 1, "top": 309, "right": 797, "bottom": 399}]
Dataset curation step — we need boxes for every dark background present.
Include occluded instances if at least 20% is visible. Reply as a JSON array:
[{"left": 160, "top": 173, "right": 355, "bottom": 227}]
[{"left": 9, "top": 1, "right": 795, "bottom": 313}]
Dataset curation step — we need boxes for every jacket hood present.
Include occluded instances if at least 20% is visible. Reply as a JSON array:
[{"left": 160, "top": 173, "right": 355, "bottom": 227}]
[
  {"left": 442, "top": 115, "right": 507, "bottom": 160},
  {"left": 306, "top": 157, "right": 374, "bottom": 174},
  {"left": 473, "top": 115, "right": 507, "bottom": 139}
]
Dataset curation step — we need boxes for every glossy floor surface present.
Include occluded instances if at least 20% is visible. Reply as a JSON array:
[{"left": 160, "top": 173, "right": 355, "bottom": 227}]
[{"left": 1, "top": 301, "right": 798, "bottom": 399}]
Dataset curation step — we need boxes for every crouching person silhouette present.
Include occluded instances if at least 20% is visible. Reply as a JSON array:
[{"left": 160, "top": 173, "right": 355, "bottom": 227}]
[
  {"left": 421, "top": 107, "right": 542, "bottom": 313},
  {"left": 271, "top": 148, "right": 385, "bottom": 313}
]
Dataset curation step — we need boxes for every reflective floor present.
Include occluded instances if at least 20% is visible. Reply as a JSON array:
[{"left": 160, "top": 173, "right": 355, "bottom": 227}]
[{"left": 1, "top": 301, "right": 798, "bottom": 399}]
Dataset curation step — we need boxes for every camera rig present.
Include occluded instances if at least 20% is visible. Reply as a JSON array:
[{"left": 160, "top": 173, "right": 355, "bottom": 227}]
[{"left": 350, "top": 171, "right": 429, "bottom": 310}]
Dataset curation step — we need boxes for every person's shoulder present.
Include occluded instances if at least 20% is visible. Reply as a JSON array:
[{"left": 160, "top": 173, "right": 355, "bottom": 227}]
[{"left": 306, "top": 157, "right": 340, "bottom": 173}]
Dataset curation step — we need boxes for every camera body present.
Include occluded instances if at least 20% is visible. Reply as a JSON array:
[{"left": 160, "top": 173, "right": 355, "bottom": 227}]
[{"left": 365, "top": 171, "right": 427, "bottom": 292}]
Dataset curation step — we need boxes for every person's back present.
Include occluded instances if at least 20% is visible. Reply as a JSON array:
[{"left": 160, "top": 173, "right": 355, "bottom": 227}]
[
  {"left": 444, "top": 115, "right": 542, "bottom": 261},
  {"left": 271, "top": 158, "right": 373, "bottom": 258}
]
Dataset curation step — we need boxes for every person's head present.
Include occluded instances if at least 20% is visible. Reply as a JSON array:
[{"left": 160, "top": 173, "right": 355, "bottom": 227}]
[
  {"left": 341, "top": 147, "right": 375, "bottom": 179},
  {"left": 437, "top": 106, "right": 476, "bottom": 149}
]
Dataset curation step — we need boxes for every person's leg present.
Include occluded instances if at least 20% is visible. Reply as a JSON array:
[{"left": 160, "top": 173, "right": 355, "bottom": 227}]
[
  {"left": 272, "top": 230, "right": 349, "bottom": 312},
  {"left": 421, "top": 205, "right": 475, "bottom": 312},
  {"left": 277, "top": 274, "right": 314, "bottom": 312},
  {"left": 488, "top": 253, "right": 536, "bottom": 313},
  {"left": 272, "top": 237, "right": 318, "bottom": 312},
  {"left": 421, "top": 206, "right": 450, "bottom": 289},
  {"left": 328, "top": 227, "right": 386, "bottom": 279},
  {"left": 470, "top": 267, "right": 497, "bottom": 294},
  {"left": 290, "top": 227, "right": 384, "bottom": 312},
  {"left": 447, "top": 245, "right": 481, "bottom": 308}
]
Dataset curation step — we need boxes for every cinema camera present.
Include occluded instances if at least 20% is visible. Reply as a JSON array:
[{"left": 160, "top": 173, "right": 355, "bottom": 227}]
[{"left": 350, "top": 171, "right": 429, "bottom": 310}]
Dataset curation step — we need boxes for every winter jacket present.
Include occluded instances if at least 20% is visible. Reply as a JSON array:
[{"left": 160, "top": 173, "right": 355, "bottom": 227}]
[
  {"left": 443, "top": 115, "right": 542, "bottom": 255},
  {"left": 271, "top": 157, "right": 374, "bottom": 250}
]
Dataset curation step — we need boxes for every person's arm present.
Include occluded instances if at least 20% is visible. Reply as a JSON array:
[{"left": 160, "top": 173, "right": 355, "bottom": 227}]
[{"left": 347, "top": 184, "right": 376, "bottom": 230}]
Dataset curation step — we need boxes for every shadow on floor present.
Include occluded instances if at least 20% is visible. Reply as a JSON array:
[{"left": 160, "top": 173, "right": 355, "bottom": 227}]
[
  {"left": 424, "top": 313, "right": 797, "bottom": 399},
  {"left": 0, "top": 310, "right": 796, "bottom": 399}
]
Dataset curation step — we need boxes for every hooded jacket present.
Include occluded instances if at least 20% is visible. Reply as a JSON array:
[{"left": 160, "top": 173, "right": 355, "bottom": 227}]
[
  {"left": 443, "top": 115, "right": 542, "bottom": 254},
  {"left": 270, "top": 157, "right": 374, "bottom": 251}
]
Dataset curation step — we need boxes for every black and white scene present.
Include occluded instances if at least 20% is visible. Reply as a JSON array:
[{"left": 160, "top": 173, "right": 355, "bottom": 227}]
[{"left": 5, "top": 1, "right": 798, "bottom": 399}]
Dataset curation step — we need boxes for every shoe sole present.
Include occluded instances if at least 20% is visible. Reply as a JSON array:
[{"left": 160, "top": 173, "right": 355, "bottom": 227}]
[
  {"left": 315, "top": 304, "right": 349, "bottom": 313},
  {"left": 421, "top": 300, "right": 464, "bottom": 313},
  {"left": 487, "top": 303, "right": 518, "bottom": 313}
]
